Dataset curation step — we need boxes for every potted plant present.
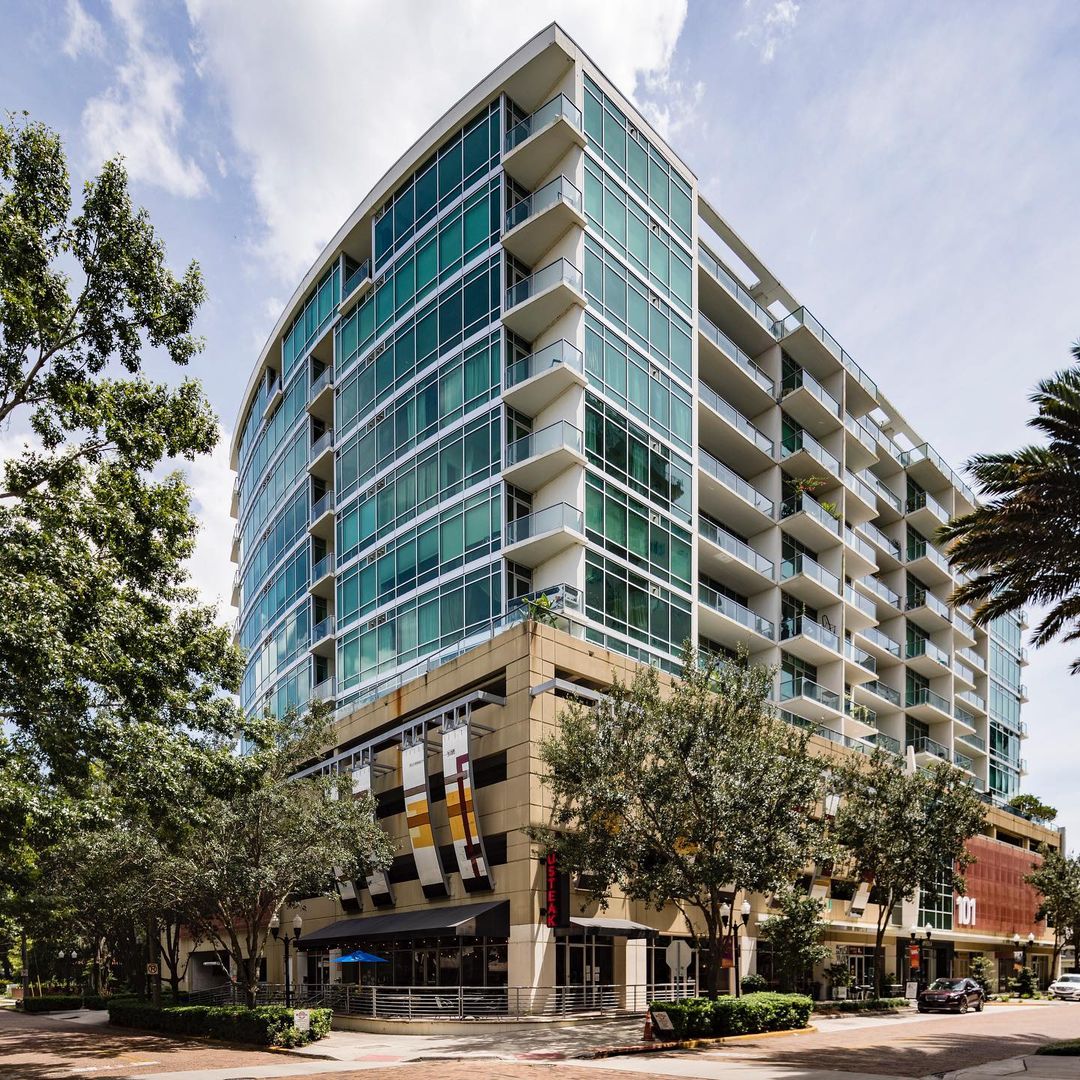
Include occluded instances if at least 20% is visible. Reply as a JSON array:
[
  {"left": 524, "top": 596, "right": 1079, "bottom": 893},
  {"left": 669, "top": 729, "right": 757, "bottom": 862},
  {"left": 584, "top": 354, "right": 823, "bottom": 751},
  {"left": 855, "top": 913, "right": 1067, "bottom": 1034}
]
[{"left": 825, "top": 961, "right": 853, "bottom": 1000}]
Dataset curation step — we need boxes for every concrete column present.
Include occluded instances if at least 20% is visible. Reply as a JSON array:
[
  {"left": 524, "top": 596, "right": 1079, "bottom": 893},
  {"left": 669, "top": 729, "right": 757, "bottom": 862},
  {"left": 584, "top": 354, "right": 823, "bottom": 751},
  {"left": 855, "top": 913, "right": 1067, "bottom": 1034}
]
[
  {"left": 622, "top": 938, "right": 648, "bottom": 1011},
  {"left": 509, "top": 922, "right": 553, "bottom": 1011}
]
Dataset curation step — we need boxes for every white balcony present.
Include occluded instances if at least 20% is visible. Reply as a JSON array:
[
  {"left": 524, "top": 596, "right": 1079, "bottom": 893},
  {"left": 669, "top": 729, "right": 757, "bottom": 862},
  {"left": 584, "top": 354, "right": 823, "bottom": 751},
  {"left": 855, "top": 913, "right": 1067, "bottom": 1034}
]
[
  {"left": 503, "top": 175, "right": 585, "bottom": 265},
  {"left": 697, "top": 583, "right": 774, "bottom": 652},
  {"left": 780, "top": 614, "right": 843, "bottom": 667},
  {"left": 503, "top": 258, "right": 585, "bottom": 341},
  {"left": 698, "top": 519, "right": 775, "bottom": 593},
  {"left": 697, "top": 449, "right": 774, "bottom": 537},
  {"left": 503, "top": 94, "right": 585, "bottom": 189},
  {"left": 502, "top": 339, "right": 585, "bottom": 415},
  {"left": 780, "top": 368, "right": 842, "bottom": 438},
  {"left": 309, "top": 552, "right": 335, "bottom": 599},
  {"left": 780, "top": 553, "right": 840, "bottom": 610},
  {"left": 502, "top": 503, "right": 584, "bottom": 567},
  {"left": 309, "top": 490, "right": 335, "bottom": 539},
  {"left": 503, "top": 420, "right": 584, "bottom": 491}
]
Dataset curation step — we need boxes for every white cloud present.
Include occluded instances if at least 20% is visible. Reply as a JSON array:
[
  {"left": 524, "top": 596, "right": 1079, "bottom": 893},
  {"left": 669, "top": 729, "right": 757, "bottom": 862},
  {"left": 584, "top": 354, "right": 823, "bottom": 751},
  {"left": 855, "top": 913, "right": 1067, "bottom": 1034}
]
[
  {"left": 737, "top": 0, "right": 800, "bottom": 63},
  {"left": 185, "top": 0, "right": 689, "bottom": 281},
  {"left": 81, "top": 0, "right": 207, "bottom": 197},
  {"left": 62, "top": 0, "right": 105, "bottom": 59},
  {"left": 638, "top": 68, "right": 705, "bottom": 142}
]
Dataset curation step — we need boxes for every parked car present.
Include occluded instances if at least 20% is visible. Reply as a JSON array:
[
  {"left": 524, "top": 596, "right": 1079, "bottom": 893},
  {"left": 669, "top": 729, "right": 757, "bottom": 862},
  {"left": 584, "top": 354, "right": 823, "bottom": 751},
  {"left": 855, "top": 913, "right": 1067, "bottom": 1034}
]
[
  {"left": 917, "top": 977, "right": 985, "bottom": 1013},
  {"left": 1048, "top": 973, "right": 1080, "bottom": 1000}
]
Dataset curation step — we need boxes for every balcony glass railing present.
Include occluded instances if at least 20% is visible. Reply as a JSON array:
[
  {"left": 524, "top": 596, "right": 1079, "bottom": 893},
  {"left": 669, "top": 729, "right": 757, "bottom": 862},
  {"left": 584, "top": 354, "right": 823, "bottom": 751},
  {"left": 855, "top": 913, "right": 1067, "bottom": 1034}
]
[
  {"left": 311, "top": 429, "right": 334, "bottom": 461},
  {"left": 906, "top": 489, "right": 950, "bottom": 523},
  {"left": 864, "top": 680, "right": 901, "bottom": 707},
  {"left": 310, "top": 365, "right": 333, "bottom": 399},
  {"left": 900, "top": 442, "right": 976, "bottom": 505},
  {"left": 781, "top": 492, "right": 841, "bottom": 534},
  {"left": 781, "top": 368, "right": 841, "bottom": 418},
  {"left": 782, "top": 429, "right": 840, "bottom": 476},
  {"left": 906, "top": 637, "right": 950, "bottom": 667},
  {"left": 775, "top": 307, "right": 879, "bottom": 400},
  {"left": 311, "top": 616, "right": 336, "bottom": 644},
  {"left": 954, "top": 749, "right": 974, "bottom": 771},
  {"left": 342, "top": 258, "right": 371, "bottom": 300},
  {"left": 954, "top": 660, "right": 977, "bottom": 686},
  {"left": 505, "top": 339, "right": 583, "bottom": 389},
  {"left": 954, "top": 614, "right": 976, "bottom": 639},
  {"left": 844, "top": 413, "right": 878, "bottom": 454},
  {"left": 858, "top": 520, "right": 901, "bottom": 559},
  {"left": 311, "top": 552, "right": 335, "bottom": 582},
  {"left": 908, "top": 735, "right": 949, "bottom": 761},
  {"left": 505, "top": 419, "right": 583, "bottom": 467},
  {"left": 860, "top": 626, "right": 902, "bottom": 657},
  {"left": 310, "top": 490, "right": 334, "bottom": 522},
  {"left": 505, "top": 175, "right": 583, "bottom": 232},
  {"left": 698, "top": 448, "right": 774, "bottom": 517},
  {"left": 906, "top": 587, "right": 951, "bottom": 621},
  {"left": 845, "top": 697, "right": 877, "bottom": 726},
  {"left": 907, "top": 537, "right": 951, "bottom": 574},
  {"left": 874, "top": 478, "right": 902, "bottom": 513},
  {"left": 699, "top": 382, "right": 774, "bottom": 454},
  {"left": 868, "top": 731, "right": 902, "bottom": 755},
  {"left": 698, "top": 313, "right": 774, "bottom": 393},
  {"left": 779, "top": 676, "right": 841, "bottom": 711},
  {"left": 957, "top": 731, "right": 986, "bottom": 752},
  {"left": 845, "top": 639, "right": 878, "bottom": 673},
  {"left": 859, "top": 575, "right": 901, "bottom": 609},
  {"left": 504, "top": 503, "right": 584, "bottom": 546},
  {"left": 699, "top": 519, "right": 775, "bottom": 578},
  {"left": 907, "top": 685, "right": 951, "bottom": 714},
  {"left": 845, "top": 468, "right": 877, "bottom": 507},
  {"left": 957, "top": 645, "right": 985, "bottom": 670},
  {"left": 781, "top": 614, "right": 840, "bottom": 653},
  {"left": 781, "top": 552, "right": 840, "bottom": 594},
  {"left": 698, "top": 244, "right": 778, "bottom": 335},
  {"left": 698, "top": 582, "right": 774, "bottom": 638},
  {"left": 311, "top": 676, "right": 337, "bottom": 702},
  {"left": 505, "top": 94, "right": 582, "bottom": 152},
  {"left": 845, "top": 584, "right": 876, "bottom": 619},
  {"left": 505, "top": 258, "right": 583, "bottom": 310},
  {"left": 954, "top": 704, "right": 977, "bottom": 728},
  {"left": 957, "top": 689, "right": 986, "bottom": 711},
  {"left": 845, "top": 526, "right": 878, "bottom": 564}
]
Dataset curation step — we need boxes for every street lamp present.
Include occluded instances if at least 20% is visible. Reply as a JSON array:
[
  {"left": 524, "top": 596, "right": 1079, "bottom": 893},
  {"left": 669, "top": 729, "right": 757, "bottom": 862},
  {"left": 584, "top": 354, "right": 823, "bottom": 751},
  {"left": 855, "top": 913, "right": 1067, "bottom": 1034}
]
[
  {"left": 720, "top": 901, "right": 753, "bottom": 998},
  {"left": 70, "top": 950, "right": 78, "bottom": 993},
  {"left": 270, "top": 913, "right": 303, "bottom": 1008},
  {"left": 57, "top": 949, "right": 67, "bottom": 991}
]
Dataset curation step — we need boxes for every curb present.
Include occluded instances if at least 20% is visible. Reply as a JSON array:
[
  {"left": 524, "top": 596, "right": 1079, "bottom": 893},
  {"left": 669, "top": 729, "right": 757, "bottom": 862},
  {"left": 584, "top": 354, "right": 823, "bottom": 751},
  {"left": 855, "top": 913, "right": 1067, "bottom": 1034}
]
[{"left": 573, "top": 1024, "right": 818, "bottom": 1060}]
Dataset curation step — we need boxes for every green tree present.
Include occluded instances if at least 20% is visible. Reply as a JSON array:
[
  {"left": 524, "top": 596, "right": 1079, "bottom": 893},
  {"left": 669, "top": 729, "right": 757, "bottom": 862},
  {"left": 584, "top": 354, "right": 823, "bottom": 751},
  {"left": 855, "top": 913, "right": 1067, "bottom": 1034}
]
[
  {"left": 527, "top": 652, "right": 828, "bottom": 996},
  {"left": 834, "top": 750, "right": 986, "bottom": 998},
  {"left": 758, "top": 887, "right": 830, "bottom": 993},
  {"left": 1008, "top": 794, "right": 1058, "bottom": 824},
  {"left": 164, "top": 705, "right": 395, "bottom": 1008},
  {"left": 939, "top": 346, "right": 1080, "bottom": 670},
  {"left": 968, "top": 953, "right": 995, "bottom": 996},
  {"left": 1026, "top": 845, "right": 1080, "bottom": 975},
  {"left": 0, "top": 114, "right": 242, "bottom": 789}
]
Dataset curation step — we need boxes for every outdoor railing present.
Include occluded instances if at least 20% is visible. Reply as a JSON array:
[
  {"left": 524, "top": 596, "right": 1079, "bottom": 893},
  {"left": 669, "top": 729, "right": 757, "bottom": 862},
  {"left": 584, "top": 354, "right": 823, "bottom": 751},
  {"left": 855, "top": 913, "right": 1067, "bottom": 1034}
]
[
  {"left": 858, "top": 625, "right": 902, "bottom": 657},
  {"left": 698, "top": 448, "right": 775, "bottom": 517},
  {"left": 781, "top": 614, "right": 840, "bottom": 653},
  {"left": 845, "top": 640, "right": 878, "bottom": 674},
  {"left": 342, "top": 259, "right": 371, "bottom": 300},
  {"left": 779, "top": 676, "right": 841, "bottom": 711},
  {"left": 505, "top": 258, "right": 582, "bottom": 310},
  {"left": 505, "top": 175, "right": 582, "bottom": 232},
  {"left": 505, "top": 339, "right": 583, "bottom": 389},
  {"left": 859, "top": 574, "right": 901, "bottom": 609},
  {"left": 906, "top": 637, "right": 950, "bottom": 667},
  {"left": 781, "top": 367, "right": 840, "bottom": 418},
  {"left": 858, "top": 520, "right": 901, "bottom": 559},
  {"left": 505, "top": 94, "right": 582, "bottom": 153},
  {"left": 782, "top": 429, "right": 840, "bottom": 476},
  {"left": 908, "top": 735, "right": 949, "bottom": 761},
  {"left": 844, "top": 583, "right": 876, "bottom": 619},
  {"left": 906, "top": 685, "right": 950, "bottom": 715},
  {"left": 310, "top": 490, "right": 334, "bottom": 522},
  {"left": 699, "top": 382, "right": 774, "bottom": 454},
  {"left": 698, "top": 243, "right": 778, "bottom": 335},
  {"left": 699, "top": 583, "right": 774, "bottom": 638},
  {"left": 781, "top": 492, "right": 840, "bottom": 535},
  {"left": 310, "top": 365, "right": 333, "bottom": 399},
  {"left": 504, "top": 503, "right": 583, "bottom": 545},
  {"left": 906, "top": 489, "right": 950, "bottom": 523},
  {"left": 906, "top": 587, "right": 951, "bottom": 622},
  {"left": 698, "top": 313, "right": 774, "bottom": 392},
  {"left": 699, "top": 518, "right": 775, "bottom": 578},
  {"left": 505, "top": 419, "right": 583, "bottom": 467},
  {"left": 775, "top": 306, "right": 879, "bottom": 400},
  {"left": 844, "top": 413, "right": 877, "bottom": 454},
  {"left": 862, "top": 680, "right": 901, "bottom": 707},
  {"left": 781, "top": 553, "right": 839, "bottom": 595}
]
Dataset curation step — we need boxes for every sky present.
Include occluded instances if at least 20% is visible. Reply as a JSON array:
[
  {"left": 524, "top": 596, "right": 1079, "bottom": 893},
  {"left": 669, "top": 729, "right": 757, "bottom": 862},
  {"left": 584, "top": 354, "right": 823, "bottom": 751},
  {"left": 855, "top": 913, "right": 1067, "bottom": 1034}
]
[{"left": 2, "top": 0, "right": 1079, "bottom": 848}]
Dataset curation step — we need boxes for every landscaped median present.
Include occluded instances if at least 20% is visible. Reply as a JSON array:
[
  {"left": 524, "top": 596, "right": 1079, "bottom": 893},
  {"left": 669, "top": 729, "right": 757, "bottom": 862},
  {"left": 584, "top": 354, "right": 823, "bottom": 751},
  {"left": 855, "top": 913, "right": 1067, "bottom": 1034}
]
[
  {"left": 650, "top": 992, "right": 813, "bottom": 1041},
  {"left": 107, "top": 1000, "right": 332, "bottom": 1048},
  {"left": 812, "top": 997, "right": 911, "bottom": 1015}
]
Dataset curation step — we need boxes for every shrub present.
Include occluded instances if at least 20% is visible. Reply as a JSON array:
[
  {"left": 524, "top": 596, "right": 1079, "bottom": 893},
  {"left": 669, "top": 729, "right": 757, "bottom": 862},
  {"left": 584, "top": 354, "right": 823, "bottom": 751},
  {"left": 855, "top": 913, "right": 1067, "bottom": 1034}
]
[
  {"left": 1036, "top": 1040, "right": 1080, "bottom": 1056},
  {"left": 741, "top": 973, "right": 768, "bottom": 994},
  {"left": 19, "top": 995, "right": 83, "bottom": 1013},
  {"left": 813, "top": 997, "right": 909, "bottom": 1013},
  {"left": 968, "top": 955, "right": 995, "bottom": 996},
  {"left": 1011, "top": 967, "right": 1036, "bottom": 997},
  {"left": 651, "top": 992, "right": 812, "bottom": 1041},
  {"left": 82, "top": 994, "right": 110, "bottom": 1010},
  {"left": 107, "top": 1000, "right": 331, "bottom": 1046}
]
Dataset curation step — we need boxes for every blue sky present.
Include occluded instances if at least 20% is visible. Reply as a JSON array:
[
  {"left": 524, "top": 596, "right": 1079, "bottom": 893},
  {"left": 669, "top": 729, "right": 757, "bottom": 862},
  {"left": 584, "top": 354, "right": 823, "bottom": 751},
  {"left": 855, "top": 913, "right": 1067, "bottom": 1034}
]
[{"left": 3, "top": 0, "right": 1080, "bottom": 847}]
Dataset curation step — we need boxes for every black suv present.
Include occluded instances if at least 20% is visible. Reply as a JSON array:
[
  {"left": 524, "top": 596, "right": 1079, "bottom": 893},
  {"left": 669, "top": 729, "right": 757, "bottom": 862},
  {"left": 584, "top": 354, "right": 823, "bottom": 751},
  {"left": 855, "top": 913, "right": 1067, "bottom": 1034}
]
[{"left": 917, "top": 977, "right": 985, "bottom": 1013}]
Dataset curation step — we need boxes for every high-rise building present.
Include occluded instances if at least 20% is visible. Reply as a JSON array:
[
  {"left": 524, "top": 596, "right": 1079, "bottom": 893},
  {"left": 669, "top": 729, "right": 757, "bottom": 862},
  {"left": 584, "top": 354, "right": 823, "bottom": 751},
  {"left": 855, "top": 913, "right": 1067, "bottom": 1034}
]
[{"left": 224, "top": 24, "right": 1057, "bottom": 1011}]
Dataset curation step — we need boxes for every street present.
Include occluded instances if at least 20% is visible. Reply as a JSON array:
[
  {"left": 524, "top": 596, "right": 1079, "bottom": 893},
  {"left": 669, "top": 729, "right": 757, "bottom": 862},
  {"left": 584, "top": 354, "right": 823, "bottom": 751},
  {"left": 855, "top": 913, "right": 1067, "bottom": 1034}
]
[{"left": 1, "top": 1003, "right": 1079, "bottom": 1080}]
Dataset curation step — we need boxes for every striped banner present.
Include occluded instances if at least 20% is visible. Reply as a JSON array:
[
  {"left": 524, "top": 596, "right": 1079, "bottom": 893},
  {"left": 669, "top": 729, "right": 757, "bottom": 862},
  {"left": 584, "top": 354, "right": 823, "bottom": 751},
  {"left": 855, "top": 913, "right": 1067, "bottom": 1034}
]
[
  {"left": 441, "top": 720, "right": 493, "bottom": 891},
  {"left": 402, "top": 732, "right": 448, "bottom": 897},
  {"left": 351, "top": 762, "right": 395, "bottom": 907}
]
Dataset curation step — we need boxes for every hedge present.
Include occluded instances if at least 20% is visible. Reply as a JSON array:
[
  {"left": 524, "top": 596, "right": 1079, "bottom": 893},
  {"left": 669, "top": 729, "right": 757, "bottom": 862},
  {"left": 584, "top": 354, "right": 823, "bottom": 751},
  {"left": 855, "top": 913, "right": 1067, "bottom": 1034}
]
[
  {"left": 650, "top": 993, "right": 813, "bottom": 1040},
  {"left": 1036, "top": 1040, "right": 1080, "bottom": 1057},
  {"left": 814, "top": 997, "right": 910, "bottom": 1013},
  {"left": 107, "top": 1000, "right": 332, "bottom": 1047},
  {"left": 20, "top": 995, "right": 83, "bottom": 1013}
]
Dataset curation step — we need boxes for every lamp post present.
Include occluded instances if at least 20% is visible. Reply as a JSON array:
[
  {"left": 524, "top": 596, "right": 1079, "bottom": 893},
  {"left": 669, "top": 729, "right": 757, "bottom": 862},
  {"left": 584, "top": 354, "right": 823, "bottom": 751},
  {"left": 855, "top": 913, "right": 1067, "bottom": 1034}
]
[
  {"left": 57, "top": 949, "right": 67, "bottom": 991},
  {"left": 720, "top": 901, "right": 753, "bottom": 997},
  {"left": 70, "top": 950, "right": 78, "bottom": 994},
  {"left": 270, "top": 913, "right": 303, "bottom": 1008}
]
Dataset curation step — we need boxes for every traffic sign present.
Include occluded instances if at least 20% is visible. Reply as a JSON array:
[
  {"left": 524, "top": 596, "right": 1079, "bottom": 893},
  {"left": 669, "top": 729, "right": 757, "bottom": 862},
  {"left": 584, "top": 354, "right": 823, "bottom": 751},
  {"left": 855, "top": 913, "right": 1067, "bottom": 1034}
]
[
  {"left": 665, "top": 939, "right": 693, "bottom": 977},
  {"left": 145, "top": 963, "right": 159, "bottom": 976}
]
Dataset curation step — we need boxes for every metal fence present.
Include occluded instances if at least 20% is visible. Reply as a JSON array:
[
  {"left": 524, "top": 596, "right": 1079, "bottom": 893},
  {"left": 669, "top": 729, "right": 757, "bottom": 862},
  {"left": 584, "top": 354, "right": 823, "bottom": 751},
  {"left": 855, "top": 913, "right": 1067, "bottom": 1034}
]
[{"left": 187, "top": 981, "right": 696, "bottom": 1019}]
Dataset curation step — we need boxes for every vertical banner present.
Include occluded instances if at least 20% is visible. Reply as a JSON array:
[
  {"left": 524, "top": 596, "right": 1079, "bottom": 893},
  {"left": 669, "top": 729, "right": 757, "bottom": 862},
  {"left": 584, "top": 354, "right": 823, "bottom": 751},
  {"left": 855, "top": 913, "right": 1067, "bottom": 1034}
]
[
  {"left": 441, "top": 720, "right": 494, "bottom": 891},
  {"left": 351, "top": 761, "right": 395, "bottom": 907},
  {"left": 402, "top": 730, "right": 448, "bottom": 897}
]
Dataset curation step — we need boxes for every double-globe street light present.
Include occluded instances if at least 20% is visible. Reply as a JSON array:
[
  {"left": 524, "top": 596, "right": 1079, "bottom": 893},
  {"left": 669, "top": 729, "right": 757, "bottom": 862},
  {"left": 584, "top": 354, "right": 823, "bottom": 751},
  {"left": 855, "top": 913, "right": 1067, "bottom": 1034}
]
[
  {"left": 57, "top": 948, "right": 78, "bottom": 991},
  {"left": 269, "top": 913, "right": 303, "bottom": 1008},
  {"left": 720, "top": 900, "right": 752, "bottom": 997},
  {"left": 909, "top": 923, "right": 933, "bottom": 986}
]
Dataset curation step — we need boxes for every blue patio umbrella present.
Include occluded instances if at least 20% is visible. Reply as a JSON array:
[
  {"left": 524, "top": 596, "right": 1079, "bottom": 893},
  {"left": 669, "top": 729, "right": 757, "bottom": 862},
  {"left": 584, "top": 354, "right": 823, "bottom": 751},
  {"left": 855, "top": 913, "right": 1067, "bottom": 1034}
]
[{"left": 333, "top": 950, "right": 387, "bottom": 963}]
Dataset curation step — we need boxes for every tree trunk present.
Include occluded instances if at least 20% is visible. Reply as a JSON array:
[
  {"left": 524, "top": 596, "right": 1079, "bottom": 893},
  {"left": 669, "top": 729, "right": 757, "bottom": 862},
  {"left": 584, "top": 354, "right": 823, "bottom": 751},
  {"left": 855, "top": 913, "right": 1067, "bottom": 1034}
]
[
  {"left": 873, "top": 910, "right": 888, "bottom": 1000},
  {"left": 244, "top": 957, "right": 259, "bottom": 1009}
]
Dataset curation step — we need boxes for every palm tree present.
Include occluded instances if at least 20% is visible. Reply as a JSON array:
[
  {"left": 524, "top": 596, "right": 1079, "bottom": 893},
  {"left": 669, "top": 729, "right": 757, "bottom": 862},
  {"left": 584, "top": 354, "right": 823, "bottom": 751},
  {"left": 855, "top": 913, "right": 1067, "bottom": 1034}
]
[{"left": 940, "top": 343, "right": 1080, "bottom": 670}]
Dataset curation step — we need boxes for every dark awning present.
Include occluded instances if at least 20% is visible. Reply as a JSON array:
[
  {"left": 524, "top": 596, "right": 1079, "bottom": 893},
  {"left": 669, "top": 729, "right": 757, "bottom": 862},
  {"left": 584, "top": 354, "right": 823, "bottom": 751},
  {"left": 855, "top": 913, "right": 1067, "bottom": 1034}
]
[
  {"left": 296, "top": 900, "right": 509, "bottom": 949},
  {"left": 562, "top": 916, "right": 658, "bottom": 939}
]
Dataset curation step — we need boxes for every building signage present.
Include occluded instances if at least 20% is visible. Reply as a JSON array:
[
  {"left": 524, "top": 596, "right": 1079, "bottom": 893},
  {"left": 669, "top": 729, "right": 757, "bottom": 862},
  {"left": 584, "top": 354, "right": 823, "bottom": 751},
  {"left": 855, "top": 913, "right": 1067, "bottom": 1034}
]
[
  {"left": 956, "top": 895, "right": 977, "bottom": 927},
  {"left": 544, "top": 852, "right": 570, "bottom": 929},
  {"left": 352, "top": 762, "right": 395, "bottom": 907},
  {"left": 908, "top": 942, "right": 920, "bottom": 969},
  {"left": 441, "top": 720, "right": 494, "bottom": 891}
]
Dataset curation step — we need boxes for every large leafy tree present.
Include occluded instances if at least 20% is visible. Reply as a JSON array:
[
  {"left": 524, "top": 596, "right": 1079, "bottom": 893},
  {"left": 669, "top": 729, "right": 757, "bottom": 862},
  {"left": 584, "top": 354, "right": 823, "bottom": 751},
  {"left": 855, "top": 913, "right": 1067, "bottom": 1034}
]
[
  {"left": 0, "top": 114, "right": 243, "bottom": 786},
  {"left": 758, "top": 887, "right": 830, "bottom": 993},
  {"left": 165, "top": 706, "right": 395, "bottom": 1008},
  {"left": 833, "top": 751, "right": 986, "bottom": 997},
  {"left": 1026, "top": 845, "right": 1080, "bottom": 975},
  {"left": 940, "top": 346, "right": 1080, "bottom": 669},
  {"left": 527, "top": 653, "right": 828, "bottom": 996}
]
